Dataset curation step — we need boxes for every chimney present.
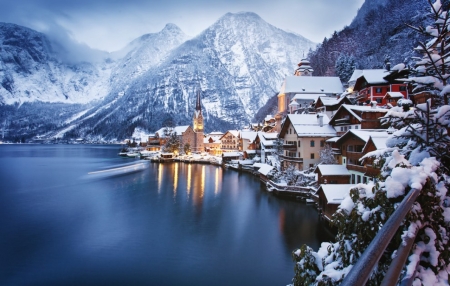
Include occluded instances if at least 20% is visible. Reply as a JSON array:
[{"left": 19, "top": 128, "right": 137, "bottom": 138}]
[
  {"left": 317, "top": 114, "right": 324, "bottom": 127},
  {"left": 386, "top": 61, "right": 391, "bottom": 71}
]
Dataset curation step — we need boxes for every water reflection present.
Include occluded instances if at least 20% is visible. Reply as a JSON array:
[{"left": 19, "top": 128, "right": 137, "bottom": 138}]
[{"left": 0, "top": 145, "right": 335, "bottom": 286}]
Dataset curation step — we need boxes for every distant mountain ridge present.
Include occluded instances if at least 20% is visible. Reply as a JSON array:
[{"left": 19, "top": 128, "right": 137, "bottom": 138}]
[{"left": 0, "top": 12, "right": 316, "bottom": 141}]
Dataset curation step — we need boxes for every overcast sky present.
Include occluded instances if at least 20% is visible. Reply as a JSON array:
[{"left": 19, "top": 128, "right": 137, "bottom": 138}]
[{"left": 0, "top": 0, "right": 365, "bottom": 53}]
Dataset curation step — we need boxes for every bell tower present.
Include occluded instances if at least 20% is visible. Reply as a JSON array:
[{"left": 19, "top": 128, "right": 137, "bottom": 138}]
[{"left": 193, "top": 89, "right": 204, "bottom": 153}]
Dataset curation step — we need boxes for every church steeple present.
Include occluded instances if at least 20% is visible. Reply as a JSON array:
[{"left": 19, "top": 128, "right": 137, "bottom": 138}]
[{"left": 193, "top": 89, "right": 203, "bottom": 133}]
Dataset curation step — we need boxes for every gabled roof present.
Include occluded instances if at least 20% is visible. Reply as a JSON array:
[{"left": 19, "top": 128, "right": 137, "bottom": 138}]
[
  {"left": 329, "top": 104, "right": 389, "bottom": 125},
  {"left": 355, "top": 69, "right": 390, "bottom": 85},
  {"left": 258, "top": 164, "right": 274, "bottom": 176},
  {"left": 280, "top": 76, "right": 344, "bottom": 94},
  {"left": 280, "top": 114, "right": 337, "bottom": 137},
  {"left": 240, "top": 131, "right": 258, "bottom": 142},
  {"left": 315, "top": 165, "right": 350, "bottom": 176},
  {"left": 320, "top": 184, "right": 356, "bottom": 204},
  {"left": 220, "top": 130, "right": 240, "bottom": 140},
  {"left": 336, "top": 129, "right": 389, "bottom": 145},
  {"left": 155, "top": 126, "right": 191, "bottom": 137},
  {"left": 384, "top": 92, "right": 404, "bottom": 99}
]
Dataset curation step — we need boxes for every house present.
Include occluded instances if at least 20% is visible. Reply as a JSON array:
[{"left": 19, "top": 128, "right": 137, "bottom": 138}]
[
  {"left": 352, "top": 69, "right": 409, "bottom": 105},
  {"left": 315, "top": 96, "right": 353, "bottom": 119},
  {"left": 276, "top": 59, "right": 344, "bottom": 132},
  {"left": 222, "top": 151, "right": 242, "bottom": 163},
  {"left": 335, "top": 129, "right": 388, "bottom": 184},
  {"left": 220, "top": 130, "right": 240, "bottom": 152},
  {"left": 204, "top": 131, "right": 224, "bottom": 155},
  {"left": 279, "top": 114, "right": 337, "bottom": 170},
  {"left": 316, "top": 184, "right": 355, "bottom": 221},
  {"left": 257, "top": 163, "right": 275, "bottom": 183},
  {"left": 239, "top": 131, "right": 258, "bottom": 156},
  {"left": 328, "top": 104, "right": 389, "bottom": 136},
  {"left": 255, "top": 131, "right": 278, "bottom": 163},
  {"left": 314, "top": 164, "right": 351, "bottom": 185}
]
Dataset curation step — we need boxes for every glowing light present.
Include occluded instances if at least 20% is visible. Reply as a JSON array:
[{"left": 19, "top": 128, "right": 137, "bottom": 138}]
[
  {"left": 158, "top": 164, "right": 163, "bottom": 193},
  {"left": 201, "top": 165, "right": 205, "bottom": 198},
  {"left": 173, "top": 163, "right": 178, "bottom": 197},
  {"left": 215, "top": 167, "right": 220, "bottom": 195},
  {"left": 187, "top": 164, "right": 191, "bottom": 197}
]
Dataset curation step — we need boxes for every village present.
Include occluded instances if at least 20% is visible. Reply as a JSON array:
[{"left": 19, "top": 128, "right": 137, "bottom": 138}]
[{"left": 121, "top": 57, "right": 429, "bottom": 223}]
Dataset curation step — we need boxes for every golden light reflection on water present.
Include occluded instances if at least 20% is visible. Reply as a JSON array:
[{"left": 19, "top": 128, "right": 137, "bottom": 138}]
[
  {"left": 187, "top": 164, "right": 192, "bottom": 197},
  {"left": 173, "top": 163, "right": 178, "bottom": 197},
  {"left": 201, "top": 165, "right": 205, "bottom": 198},
  {"left": 158, "top": 163, "right": 163, "bottom": 193},
  {"left": 215, "top": 168, "right": 220, "bottom": 195}
]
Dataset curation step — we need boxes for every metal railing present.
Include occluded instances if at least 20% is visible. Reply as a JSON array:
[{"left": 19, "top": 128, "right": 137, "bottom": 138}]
[{"left": 341, "top": 188, "right": 420, "bottom": 286}]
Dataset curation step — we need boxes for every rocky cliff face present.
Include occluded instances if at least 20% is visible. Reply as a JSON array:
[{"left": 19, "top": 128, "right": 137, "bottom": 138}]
[{"left": 0, "top": 13, "right": 316, "bottom": 141}]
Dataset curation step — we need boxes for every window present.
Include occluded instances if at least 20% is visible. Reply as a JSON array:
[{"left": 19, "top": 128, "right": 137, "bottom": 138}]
[
  {"left": 357, "top": 175, "right": 361, "bottom": 184},
  {"left": 298, "top": 152, "right": 301, "bottom": 157},
  {"left": 343, "top": 158, "right": 346, "bottom": 164},
  {"left": 310, "top": 140, "right": 315, "bottom": 147},
  {"left": 310, "top": 153, "right": 315, "bottom": 159},
  {"left": 320, "top": 140, "right": 325, "bottom": 147},
  {"left": 352, "top": 174, "right": 355, "bottom": 184},
  {"left": 376, "top": 98, "right": 382, "bottom": 103},
  {"left": 298, "top": 141, "right": 301, "bottom": 147},
  {"left": 399, "top": 86, "right": 407, "bottom": 91},
  {"left": 355, "top": 125, "right": 359, "bottom": 129},
  {"left": 375, "top": 87, "right": 382, "bottom": 93},
  {"left": 309, "top": 164, "right": 314, "bottom": 168}
]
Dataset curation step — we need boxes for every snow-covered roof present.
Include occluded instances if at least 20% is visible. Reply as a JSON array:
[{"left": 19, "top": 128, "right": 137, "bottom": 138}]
[
  {"left": 238, "top": 159, "right": 254, "bottom": 165},
  {"left": 348, "top": 69, "right": 363, "bottom": 83},
  {"left": 281, "top": 76, "right": 344, "bottom": 94},
  {"left": 292, "top": 93, "right": 325, "bottom": 102},
  {"left": 355, "top": 69, "right": 390, "bottom": 85},
  {"left": 253, "top": 163, "right": 265, "bottom": 168},
  {"left": 258, "top": 131, "right": 278, "bottom": 140},
  {"left": 288, "top": 114, "right": 331, "bottom": 125},
  {"left": 326, "top": 137, "right": 340, "bottom": 143},
  {"left": 240, "top": 131, "right": 257, "bottom": 142},
  {"left": 173, "top": 125, "right": 190, "bottom": 135},
  {"left": 343, "top": 129, "right": 389, "bottom": 143},
  {"left": 316, "top": 165, "right": 350, "bottom": 176},
  {"left": 223, "top": 152, "right": 241, "bottom": 157},
  {"left": 286, "top": 114, "right": 337, "bottom": 137},
  {"left": 258, "top": 164, "right": 274, "bottom": 176},
  {"left": 222, "top": 130, "right": 240, "bottom": 138},
  {"left": 320, "top": 184, "right": 356, "bottom": 204},
  {"left": 384, "top": 92, "right": 404, "bottom": 98}
]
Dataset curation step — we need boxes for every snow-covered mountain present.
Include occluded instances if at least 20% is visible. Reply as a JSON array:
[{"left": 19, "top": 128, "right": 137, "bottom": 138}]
[
  {"left": 0, "top": 13, "right": 315, "bottom": 141},
  {"left": 0, "top": 22, "right": 112, "bottom": 105}
]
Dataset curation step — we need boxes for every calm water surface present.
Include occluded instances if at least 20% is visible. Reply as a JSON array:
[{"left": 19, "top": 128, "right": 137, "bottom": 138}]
[{"left": 0, "top": 144, "right": 334, "bottom": 286}]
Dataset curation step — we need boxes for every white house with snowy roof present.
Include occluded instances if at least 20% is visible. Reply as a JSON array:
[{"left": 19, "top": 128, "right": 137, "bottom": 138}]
[
  {"left": 275, "top": 59, "right": 344, "bottom": 132},
  {"left": 279, "top": 114, "right": 337, "bottom": 170},
  {"left": 255, "top": 131, "right": 278, "bottom": 163}
]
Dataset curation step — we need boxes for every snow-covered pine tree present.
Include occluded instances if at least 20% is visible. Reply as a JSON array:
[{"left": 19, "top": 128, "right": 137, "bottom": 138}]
[
  {"left": 291, "top": 1, "right": 450, "bottom": 285},
  {"left": 407, "top": 0, "right": 450, "bottom": 105},
  {"left": 335, "top": 54, "right": 356, "bottom": 83}
]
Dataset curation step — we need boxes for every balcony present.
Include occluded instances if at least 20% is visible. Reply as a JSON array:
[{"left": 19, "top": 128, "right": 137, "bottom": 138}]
[
  {"left": 347, "top": 164, "right": 366, "bottom": 173},
  {"left": 365, "top": 165, "right": 381, "bottom": 177},
  {"left": 280, "top": 155, "right": 303, "bottom": 163},
  {"left": 283, "top": 144, "right": 297, "bottom": 151}
]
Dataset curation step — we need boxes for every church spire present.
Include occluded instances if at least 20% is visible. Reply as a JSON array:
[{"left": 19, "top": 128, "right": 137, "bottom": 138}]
[{"left": 196, "top": 89, "right": 202, "bottom": 112}]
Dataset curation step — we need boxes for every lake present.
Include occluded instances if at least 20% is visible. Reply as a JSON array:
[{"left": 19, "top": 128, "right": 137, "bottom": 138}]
[{"left": 0, "top": 144, "right": 334, "bottom": 286}]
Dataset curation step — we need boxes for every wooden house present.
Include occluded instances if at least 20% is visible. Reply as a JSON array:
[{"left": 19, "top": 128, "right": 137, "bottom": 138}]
[
  {"left": 328, "top": 104, "right": 389, "bottom": 136},
  {"left": 314, "top": 164, "right": 351, "bottom": 185},
  {"left": 316, "top": 184, "right": 355, "bottom": 221}
]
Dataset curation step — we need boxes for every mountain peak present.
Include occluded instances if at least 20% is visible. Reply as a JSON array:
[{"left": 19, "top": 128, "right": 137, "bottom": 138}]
[{"left": 162, "top": 23, "right": 183, "bottom": 34}]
